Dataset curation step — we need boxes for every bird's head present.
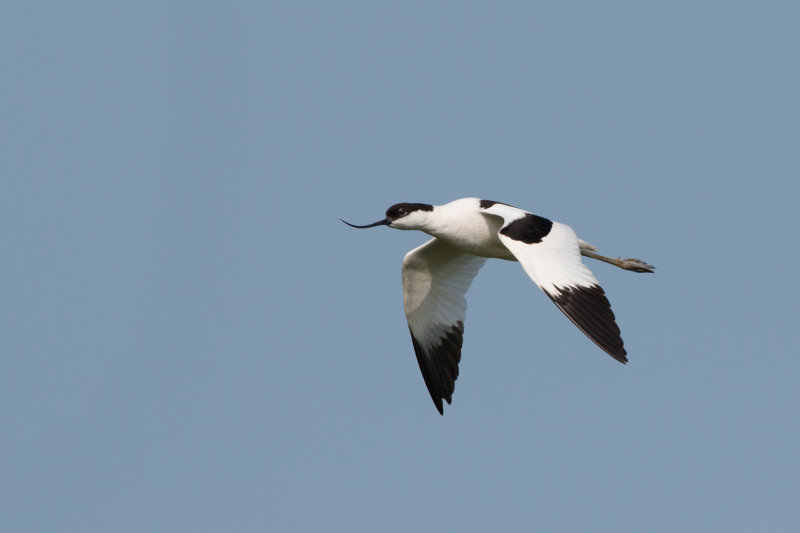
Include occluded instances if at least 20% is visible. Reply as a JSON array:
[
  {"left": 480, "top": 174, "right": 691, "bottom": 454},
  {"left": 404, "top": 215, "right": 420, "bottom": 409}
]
[{"left": 341, "top": 202, "right": 434, "bottom": 231}]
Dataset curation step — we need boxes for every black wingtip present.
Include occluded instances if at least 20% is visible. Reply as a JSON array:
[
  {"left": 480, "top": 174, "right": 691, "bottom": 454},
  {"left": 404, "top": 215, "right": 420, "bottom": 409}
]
[
  {"left": 547, "top": 284, "right": 628, "bottom": 363},
  {"left": 409, "top": 322, "right": 464, "bottom": 415}
]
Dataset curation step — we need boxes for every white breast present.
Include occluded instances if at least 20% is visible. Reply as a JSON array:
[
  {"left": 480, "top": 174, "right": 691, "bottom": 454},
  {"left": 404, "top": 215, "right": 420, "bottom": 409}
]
[{"left": 426, "top": 199, "right": 516, "bottom": 260}]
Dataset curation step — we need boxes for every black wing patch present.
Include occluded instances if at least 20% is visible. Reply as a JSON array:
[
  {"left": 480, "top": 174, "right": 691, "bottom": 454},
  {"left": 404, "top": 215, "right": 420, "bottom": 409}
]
[
  {"left": 410, "top": 321, "right": 464, "bottom": 415},
  {"left": 547, "top": 285, "right": 627, "bottom": 363},
  {"left": 500, "top": 213, "right": 554, "bottom": 244}
]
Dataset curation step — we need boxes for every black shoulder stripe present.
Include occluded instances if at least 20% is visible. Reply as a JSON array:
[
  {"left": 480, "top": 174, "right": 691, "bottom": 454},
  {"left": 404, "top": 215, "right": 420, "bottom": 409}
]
[
  {"left": 479, "top": 199, "right": 516, "bottom": 209},
  {"left": 500, "top": 213, "right": 553, "bottom": 244}
]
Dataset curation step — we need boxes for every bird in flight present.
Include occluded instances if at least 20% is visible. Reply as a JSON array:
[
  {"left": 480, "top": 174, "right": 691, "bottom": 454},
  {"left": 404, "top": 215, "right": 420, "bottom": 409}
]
[{"left": 342, "top": 198, "right": 654, "bottom": 414}]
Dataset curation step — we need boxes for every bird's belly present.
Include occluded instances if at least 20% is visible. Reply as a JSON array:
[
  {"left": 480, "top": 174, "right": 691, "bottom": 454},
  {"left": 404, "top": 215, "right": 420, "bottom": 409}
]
[
  {"left": 433, "top": 220, "right": 517, "bottom": 261},
  {"left": 462, "top": 239, "right": 516, "bottom": 260}
]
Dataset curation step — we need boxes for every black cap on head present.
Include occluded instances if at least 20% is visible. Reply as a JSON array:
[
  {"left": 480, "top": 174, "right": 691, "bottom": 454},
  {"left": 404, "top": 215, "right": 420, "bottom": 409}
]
[
  {"left": 341, "top": 202, "right": 433, "bottom": 229},
  {"left": 386, "top": 203, "right": 433, "bottom": 221}
]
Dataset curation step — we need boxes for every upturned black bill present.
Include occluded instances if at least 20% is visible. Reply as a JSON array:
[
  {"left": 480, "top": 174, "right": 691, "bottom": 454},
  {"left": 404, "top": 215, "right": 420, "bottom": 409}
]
[{"left": 339, "top": 218, "right": 390, "bottom": 229}]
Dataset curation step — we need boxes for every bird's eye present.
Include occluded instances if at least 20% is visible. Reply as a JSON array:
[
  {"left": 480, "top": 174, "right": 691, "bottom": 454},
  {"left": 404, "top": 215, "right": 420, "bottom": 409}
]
[{"left": 397, "top": 208, "right": 406, "bottom": 215}]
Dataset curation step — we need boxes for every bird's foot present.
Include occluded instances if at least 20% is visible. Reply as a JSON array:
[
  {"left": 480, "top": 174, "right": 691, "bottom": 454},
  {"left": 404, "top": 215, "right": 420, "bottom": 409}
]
[{"left": 619, "top": 258, "right": 655, "bottom": 273}]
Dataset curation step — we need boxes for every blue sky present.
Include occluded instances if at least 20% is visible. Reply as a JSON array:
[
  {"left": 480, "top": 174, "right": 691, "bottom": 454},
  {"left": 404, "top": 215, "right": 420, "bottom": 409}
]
[{"left": 2, "top": 2, "right": 799, "bottom": 531}]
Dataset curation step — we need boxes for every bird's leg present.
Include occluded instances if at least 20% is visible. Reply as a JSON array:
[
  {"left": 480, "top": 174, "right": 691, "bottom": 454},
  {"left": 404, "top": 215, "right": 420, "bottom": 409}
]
[{"left": 580, "top": 249, "right": 655, "bottom": 273}]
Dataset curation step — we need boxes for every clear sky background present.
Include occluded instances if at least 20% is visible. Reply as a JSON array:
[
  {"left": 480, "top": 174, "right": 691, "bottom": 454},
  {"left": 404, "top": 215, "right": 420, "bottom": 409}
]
[{"left": 2, "top": 2, "right": 799, "bottom": 532}]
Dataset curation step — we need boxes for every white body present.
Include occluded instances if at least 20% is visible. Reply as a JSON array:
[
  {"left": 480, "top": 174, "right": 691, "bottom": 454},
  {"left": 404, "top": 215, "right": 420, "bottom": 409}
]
[{"left": 412, "top": 198, "right": 515, "bottom": 260}]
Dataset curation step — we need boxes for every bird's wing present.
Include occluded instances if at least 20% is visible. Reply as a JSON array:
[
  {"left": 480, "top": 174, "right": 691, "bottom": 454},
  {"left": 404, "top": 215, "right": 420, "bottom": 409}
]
[
  {"left": 480, "top": 202, "right": 627, "bottom": 363},
  {"left": 402, "top": 238, "right": 487, "bottom": 414}
]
